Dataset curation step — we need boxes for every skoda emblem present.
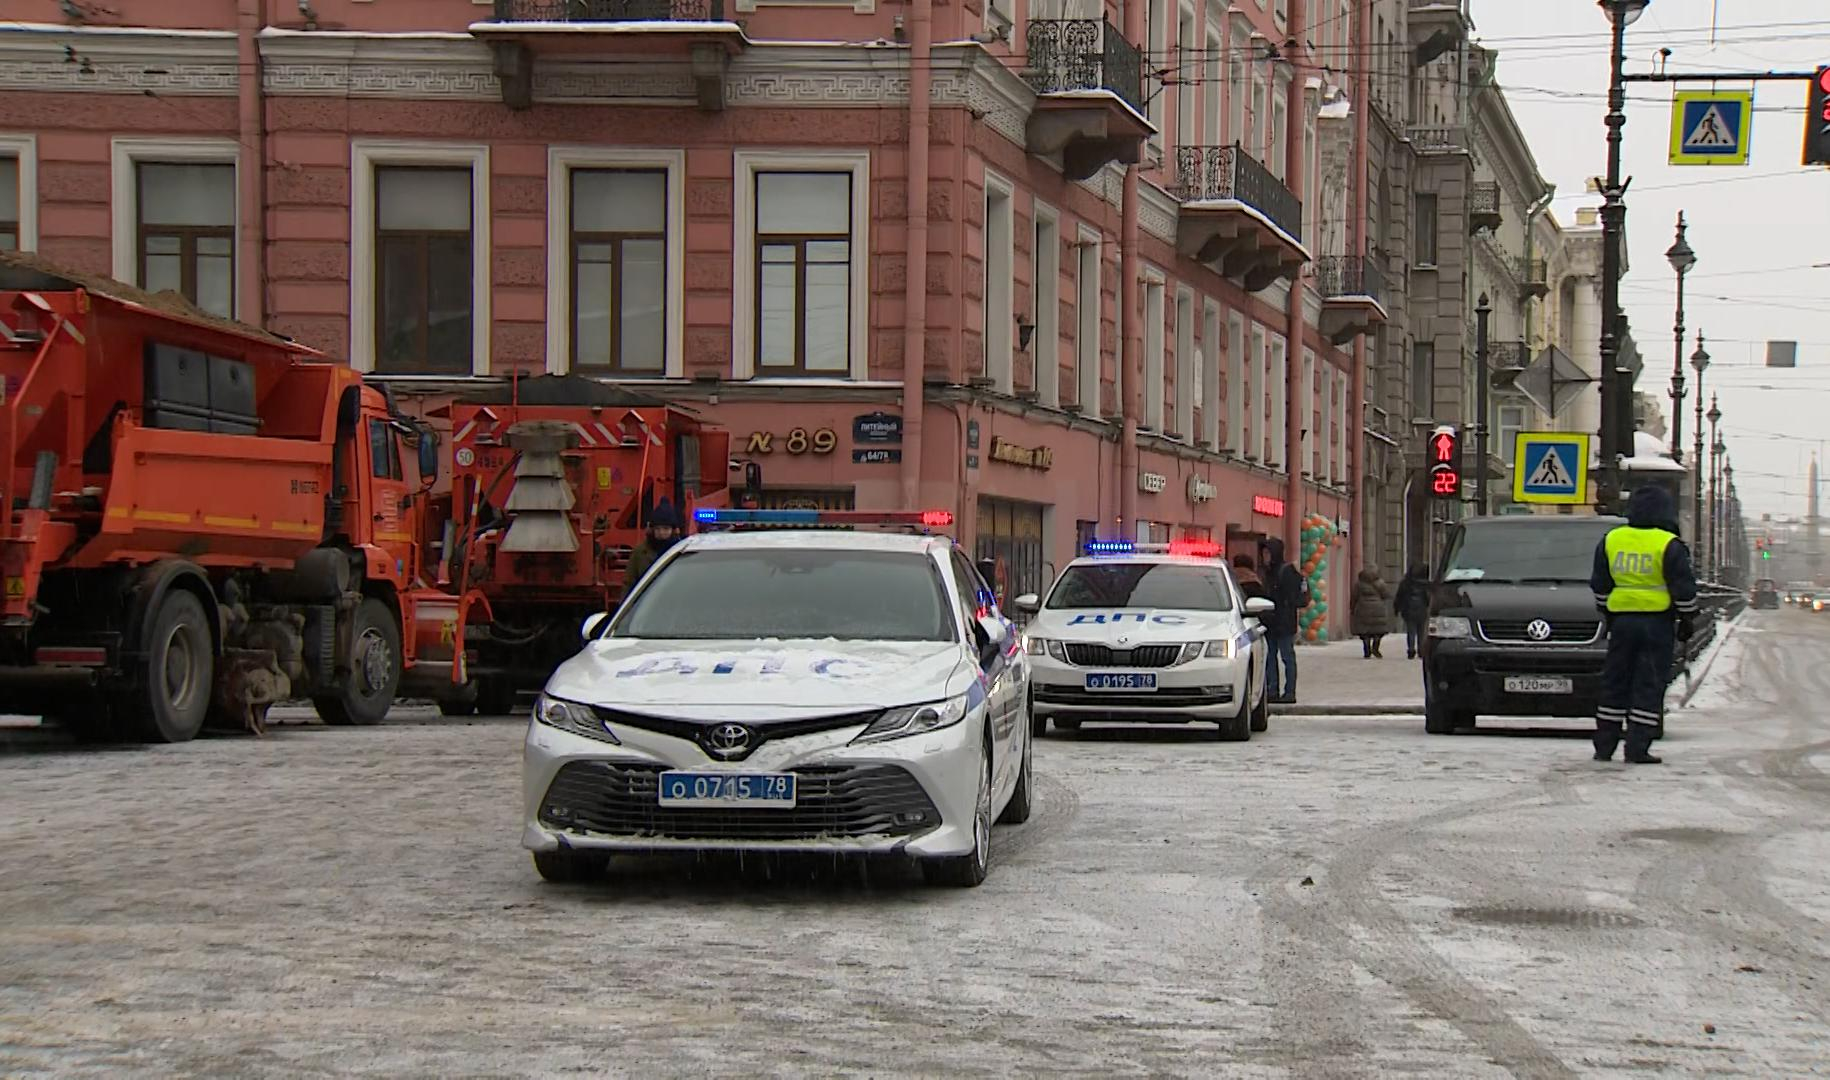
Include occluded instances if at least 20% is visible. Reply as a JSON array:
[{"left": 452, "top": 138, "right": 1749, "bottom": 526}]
[
  {"left": 708, "top": 723, "right": 752, "bottom": 756},
  {"left": 1526, "top": 619, "right": 1553, "bottom": 641},
  {"left": 1116, "top": 635, "right": 1131, "bottom": 645}
]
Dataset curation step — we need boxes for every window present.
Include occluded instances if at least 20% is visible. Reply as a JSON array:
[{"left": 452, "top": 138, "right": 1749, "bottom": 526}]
[
  {"left": 1415, "top": 192, "right": 1439, "bottom": 266},
  {"left": 1047, "top": 562, "right": 1235, "bottom": 611},
  {"left": 350, "top": 142, "right": 489, "bottom": 375},
  {"left": 1075, "top": 230, "right": 1100, "bottom": 415},
  {"left": 755, "top": 171, "right": 855, "bottom": 376},
  {"left": 1147, "top": 0, "right": 1167, "bottom": 138},
  {"left": 1411, "top": 340, "right": 1434, "bottom": 418},
  {"left": 1034, "top": 206, "right": 1061, "bottom": 407},
  {"left": 1499, "top": 404, "right": 1526, "bottom": 465},
  {"left": 1268, "top": 334, "right": 1287, "bottom": 468},
  {"left": 0, "top": 136, "right": 33, "bottom": 253},
  {"left": 1226, "top": 314, "right": 1245, "bottom": 453},
  {"left": 1177, "top": 6, "right": 1197, "bottom": 149},
  {"left": 1174, "top": 288, "right": 1195, "bottom": 440},
  {"left": 1270, "top": 77, "right": 1289, "bottom": 179},
  {"left": 1301, "top": 349, "right": 1316, "bottom": 475},
  {"left": 137, "top": 162, "right": 236, "bottom": 318},
  {"left": 1228, "top": 19, "right": 1250, "bottom": 145},
  {"left": 1250, "top": 73, "right": 1269, "bottom": 159},
  {"left": 374, "top": 167, "right": 474, "bottom": 374},
  {"left": 1143, "top": 274, "right": 1165, "bottom": 430},
  {"left": 1203, "top": 27, "right": 1223, "bottom": 147},
  {"left": 1246, "top": 324, "right": 1266, "bottom": 457},
  {"left": 570, "top": 169, "right": 666, "bottom": 373},
  {"left": 981, "top": 176, "right": 1015, "bottom": 392},
  {"left": 368, "top": 418, "right": 403, "bottom": 480},
  {"left": 1202, "top": 303, "right": 1222, "bottom": 447},
  {"left": 0, "top": 154, "right": 18, "bottom": 251}
]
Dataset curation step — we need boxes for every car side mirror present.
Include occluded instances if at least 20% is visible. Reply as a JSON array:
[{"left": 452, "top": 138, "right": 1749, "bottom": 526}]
[
  {"left": 975, "top": 614, "right": 1008, "bottom": 664},
  {"left": 1244, "top": 597, "right": 1275, "bottom": 619},
  {"left": 580, "top": 612, "right": 609, "bottom": 642},
  {"left": 1013, "top": 592, "right": 1040, "bottom": 615}
]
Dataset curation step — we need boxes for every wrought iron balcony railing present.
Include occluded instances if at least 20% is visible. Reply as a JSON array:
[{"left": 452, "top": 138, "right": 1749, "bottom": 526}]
[
  {"left": 1407, "top": 125, "right": 1466, "bottom": 152},
  {"left": 1023, "top": 18, "right": 1145, "bottom": 117},
  {"left": 1516, "top": 255, "right": 1548, "bottom": 288},
  {"left": 492, "top": 0, "right": 726, "bottom": 22},
  {"left": 1471, "top": 181, "right": 1501, "bottom": 219},
  {"left": 1171, "top": 144, "right": 1303, "bottom": 244},
  {"left": 1315, "top": 256, "right": 1387, "bottom": 305}
]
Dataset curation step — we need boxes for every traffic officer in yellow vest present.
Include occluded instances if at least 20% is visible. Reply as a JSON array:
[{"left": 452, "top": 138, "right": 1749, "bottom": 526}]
[{"left": 1589, "top": 485, "right": 1698, "bottom": 764}]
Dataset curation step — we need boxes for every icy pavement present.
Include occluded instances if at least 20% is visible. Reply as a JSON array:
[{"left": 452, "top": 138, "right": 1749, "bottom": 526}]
[{"left": 0, "top": 611, "right": 1826, "bottom": 1077}]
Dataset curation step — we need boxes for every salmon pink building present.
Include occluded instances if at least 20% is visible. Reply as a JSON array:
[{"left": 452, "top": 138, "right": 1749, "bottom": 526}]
[{"left": 0, "top": 0, "right": 1383, "bottom": 624}]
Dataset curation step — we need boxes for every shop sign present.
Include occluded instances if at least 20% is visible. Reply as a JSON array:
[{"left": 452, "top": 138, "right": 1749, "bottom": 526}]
[
  {"left": 852, "top": 448, "right": 901, "bottom": 464},
  {"left": 853, "top": 412, "right": 902, "bottom": 444},
  {"left": 1251, "top": 494, "right": 1285, "bottom": 517},
  {"left": 744, "top": 427, "right": 837, "bottom": 455},
  {"left": 1138, "top": 471, "right": 1168, "bottom": 494},
  {"left": 987, "top": 437, "right": 1053, "bottom": 470},
  {"left": 1187, "top": 476, "right": 1217, "bottom": 503}
]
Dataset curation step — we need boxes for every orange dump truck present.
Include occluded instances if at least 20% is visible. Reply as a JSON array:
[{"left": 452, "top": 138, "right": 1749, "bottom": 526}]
[{"left": 0, "top": 254, "right": 472, "bottom": 741}]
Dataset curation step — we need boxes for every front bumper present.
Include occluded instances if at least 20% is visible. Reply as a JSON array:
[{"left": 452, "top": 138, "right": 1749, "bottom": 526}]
[
  {"left": 1423, "top": 639, "right": 1606, "bottom": 718},
  {"left": 521, "top": 707, "right": 986, "bottom": 859},
  {"left": 1027, "top": 652, "right": 1247, "bottom": 721}
]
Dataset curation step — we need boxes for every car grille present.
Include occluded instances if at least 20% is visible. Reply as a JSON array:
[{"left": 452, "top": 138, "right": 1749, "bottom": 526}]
[
  {"left": 1035, "top": 684, "right": 1232, "bottom": 707},
  {"left": 1062, "top": 643, "right": 1184, "bottom": 668},
  {"left": 538, "top": 762, "right": 941, "bottom": 842},
  {"left": 1478, "top": 619, "right": 1602, "bottom": 644},
  {"left": 595, "top": 707, "right": 879, "bottom": 763},
  {"left": 1472, "top": 654, "right": 1606, "bottom": 676}
]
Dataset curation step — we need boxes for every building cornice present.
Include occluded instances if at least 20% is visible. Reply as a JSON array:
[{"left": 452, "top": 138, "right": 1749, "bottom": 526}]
[{"left": 0, "top": 21, "right": 237, "bottom": 95}]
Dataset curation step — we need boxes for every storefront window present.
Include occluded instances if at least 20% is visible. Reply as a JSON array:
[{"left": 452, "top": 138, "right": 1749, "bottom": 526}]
[{"left": 975, "top": 497, "right": 1045, "bottom": 607}]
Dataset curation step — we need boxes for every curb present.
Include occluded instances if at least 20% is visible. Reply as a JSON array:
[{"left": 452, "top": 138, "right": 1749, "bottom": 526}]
[{"left": 1676, "top": 613, "right": 1742, "bottom": 710}]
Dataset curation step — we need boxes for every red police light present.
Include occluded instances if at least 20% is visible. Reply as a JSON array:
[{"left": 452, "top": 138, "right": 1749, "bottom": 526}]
[
  {"left": 920, "top": 510, "right": 954, "bottom": 527},
  {"left": 1167, "top": 539, "right": 1221, "bottom": 558}
]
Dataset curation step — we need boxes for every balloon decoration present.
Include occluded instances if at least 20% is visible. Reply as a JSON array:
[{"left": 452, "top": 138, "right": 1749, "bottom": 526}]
[{"left": 1297, "top": 513, "right": 1338, "bottom": 644}]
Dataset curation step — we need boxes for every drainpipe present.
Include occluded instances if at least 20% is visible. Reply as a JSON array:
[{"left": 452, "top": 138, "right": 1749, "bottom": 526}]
[
  {"left": 1281, "top": 0, "right": 1307, "bottom": 559},
  {"left": 1348, "top": 0, "right": 1370, "bottom": 586},
  {"left": 899, "top": 0, "right": 933, "bottom": 510},
  {"left": 1117, "top": 1, "right": 1144, "bottom": 537},
  {"left": 237, "top": 0, "right": 267, "bottom": 326}
]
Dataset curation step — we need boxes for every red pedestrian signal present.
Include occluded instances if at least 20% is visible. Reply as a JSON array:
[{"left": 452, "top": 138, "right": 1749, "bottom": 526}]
[
  {"left": 1805, "top": 67, "right": 1830, "bottom": 165},
  {"left": 1427, "top": 425, "right": 1462, "bottom": 500}
]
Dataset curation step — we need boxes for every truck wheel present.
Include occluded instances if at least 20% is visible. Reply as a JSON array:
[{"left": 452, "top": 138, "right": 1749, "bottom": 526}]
[
  {"left": 137, "top": 589, "right": 213, "bottom": 743},
  {"left": 314, "top": 597, "right": 400, "bottom": 727}
]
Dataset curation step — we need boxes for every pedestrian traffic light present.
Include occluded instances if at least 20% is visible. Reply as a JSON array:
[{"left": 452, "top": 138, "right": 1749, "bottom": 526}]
[
  {"left": 1427, "top": 425, "right": 1462, "bottom": 500},
  {"left": 1805, "top": 67, "right": 1830, "bottom": 165}
]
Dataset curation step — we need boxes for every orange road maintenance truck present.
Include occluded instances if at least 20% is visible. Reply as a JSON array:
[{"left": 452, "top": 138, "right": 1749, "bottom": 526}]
[{"left": 0, "top": 253, "right": 477, "bottom": 741}]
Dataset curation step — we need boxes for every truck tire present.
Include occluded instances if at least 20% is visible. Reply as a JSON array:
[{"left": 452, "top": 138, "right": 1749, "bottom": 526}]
[
  {"left": 313, "top": 597, "right": 400, "bottom": 727},
  {"left": 137, "top": 589, "right": 213, "bottom": 743}
]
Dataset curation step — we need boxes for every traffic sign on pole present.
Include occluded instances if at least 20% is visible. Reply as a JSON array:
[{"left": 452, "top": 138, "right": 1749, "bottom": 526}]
[
  {"left": 1513, "top": 432, "right": 1590, "bottom": 505},
  {"left": 1668, "top": 90, "right": 1753, "bottom": 166}
]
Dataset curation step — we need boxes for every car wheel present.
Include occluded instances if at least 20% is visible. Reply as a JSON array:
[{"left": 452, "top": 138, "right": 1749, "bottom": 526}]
[
  {"left": 1248, "top": 664, "right": 1269, "bottom": 733},
  {"left": 924, "top": 746, "right": 992, "bottom": 887},
  {"left": 533, "top": 849, "right": 609, "bottom": 884},
  {"left": 1215, "top": 700, "right": 1251, "bottom": 741},
  {"left": 1029, "top": 689, "right": 1047, "bottom": 738},
  {"left": 997, "top": 721, "right": 1033, "bottom": 825}
]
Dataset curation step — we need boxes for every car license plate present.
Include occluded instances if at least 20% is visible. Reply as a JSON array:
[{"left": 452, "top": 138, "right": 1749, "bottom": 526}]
[
  {"left": 1504, "top": 675, "right": 1573, "bottom": 695},
  {"left": 658, "top": 772, "right": 796, "bottom": 808},
  {"left": 1085, "top": 672, "right": 1157, "bottom": 691}
]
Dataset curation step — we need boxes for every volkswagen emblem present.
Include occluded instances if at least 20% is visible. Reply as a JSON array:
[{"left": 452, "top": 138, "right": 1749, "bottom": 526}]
[
  {"left": 1525, "top": 619, "right": 1553, "bottom": 641},
  {"left": 707, "top": 723, "right": 753, "bottom": 756}
]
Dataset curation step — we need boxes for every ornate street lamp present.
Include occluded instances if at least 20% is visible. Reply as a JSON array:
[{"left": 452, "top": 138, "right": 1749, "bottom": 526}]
[
  {"left": 1690, "top": 334, "right": 1709, "bottom": 544},
  {"left": 1665, "top": 212, "right": 1695, "bottom": 462},
  {"left": 1595, "top": 0, "right": 1651, "bottom": 513}
]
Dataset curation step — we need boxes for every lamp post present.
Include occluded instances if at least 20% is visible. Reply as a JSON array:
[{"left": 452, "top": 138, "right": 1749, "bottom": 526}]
[
  {"left": 1596, "top": 0, "right": 1651, "bottom": 514},
  {"left": 1707, "top": 395, "right": 1721, "bottom": 580},
  {"left": 1690, "top": 334, "right": 1709, "bottom": 544},
  {"left": 1722, "top": 460, "right": 1735, "bottom": 582},
  {"left": 1475, "top": 292, "right": 1492, "bottom": 515},
  {"left": 1665, "top": 212, "right": 1695, "bottom": 462}
]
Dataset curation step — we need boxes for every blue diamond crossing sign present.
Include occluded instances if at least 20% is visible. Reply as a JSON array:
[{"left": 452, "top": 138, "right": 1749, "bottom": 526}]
[
  {"left": 1669, "top": 90, "right": 1752, "bottom": 166},
  {"left": 1513, "top": 432, "right": 1589, "bottom": 505}
]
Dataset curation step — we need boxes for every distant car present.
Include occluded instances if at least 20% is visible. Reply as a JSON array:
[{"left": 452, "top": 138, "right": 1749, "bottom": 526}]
[
  {"left": 1787, "top": 582, "right": 1817, "bottom": 608},
  {"left": 1751, "top": 578, "right": 1780, "bottom": 610}
]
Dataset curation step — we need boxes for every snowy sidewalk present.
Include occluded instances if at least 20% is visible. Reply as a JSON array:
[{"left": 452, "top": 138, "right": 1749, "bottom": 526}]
[{"left": 1269, "top": 638, "right": 1425, "bottom": 715}]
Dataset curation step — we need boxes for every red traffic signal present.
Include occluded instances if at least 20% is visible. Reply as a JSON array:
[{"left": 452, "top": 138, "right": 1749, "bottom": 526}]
[
  {"left": 1427, "top": 425, "right": 1463, "bottom": 499},
  {"left": 1806, "top": 67, "right": 1830, "bottom": 165}
]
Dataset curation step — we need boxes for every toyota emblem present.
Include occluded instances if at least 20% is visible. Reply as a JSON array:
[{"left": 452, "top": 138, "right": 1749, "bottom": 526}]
[
  {"left": 708, "top": 723, "right": 752, "bottom": 755},
  {"left": 1526, "top": 619, "right": 1553, "bottom": 641}
]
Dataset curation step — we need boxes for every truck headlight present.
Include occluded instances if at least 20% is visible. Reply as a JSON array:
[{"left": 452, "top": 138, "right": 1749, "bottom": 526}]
[
  {"left": 1428, "top": 616, "right": 1472, "bottom": 639},
  {"left": 852, "top": 694, "right": 970, "bottom": 745},
  {"left": 532, "top": 693, "right": 620, "bottom": 745},
  {"left": 1202, "top": 639, "right": 1235, "bottom": 659}
]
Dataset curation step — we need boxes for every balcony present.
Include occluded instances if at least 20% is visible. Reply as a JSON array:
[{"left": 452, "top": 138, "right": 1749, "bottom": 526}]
[
  {"left": 1470, "top": 180, "right": 1502, "bottom": 233},
  {"left": 1170, "top": 144, "right": 1307, "bottom": 291},
  {"left": 1516, "top": 256, "right": 1548, "bottom": 299},
  {"left": 1023, "top": 18, "right": 1152, "bottom": 180},
  {"left": 473, "top": 0, "right": 746, "bottom": 111},
  {"left": 1316, "top": 256, "right": 1390, "bottom": 344},
  {"left": 1407, "top": 125, "right": 1466, "bottom": 154}
]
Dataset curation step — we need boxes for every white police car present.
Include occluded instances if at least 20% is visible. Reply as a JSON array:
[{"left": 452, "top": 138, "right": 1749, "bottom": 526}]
[
  {"left": 1014, "top": 540, "right": 1273, "bottom": 740},
  {"left": 522, "top": 508, "right": 1031, "bottom": 888}
]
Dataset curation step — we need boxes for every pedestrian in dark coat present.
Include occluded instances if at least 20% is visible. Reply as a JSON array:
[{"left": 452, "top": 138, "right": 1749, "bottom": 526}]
[
  {"left": 623, "top": 498, "right": 683, "bottom": 594},
  {"left": 1392, "top": 563, "right": 1431, "bottom": 659},
  {"left": 1259, "top": 537, "right": 1306, "bottom": 702},
  {"left": 1351, "top": 567, "right": 1393, "bottom": 658}
]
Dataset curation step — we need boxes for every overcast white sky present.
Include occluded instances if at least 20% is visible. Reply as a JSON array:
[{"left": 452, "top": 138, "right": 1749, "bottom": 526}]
[{"left": 1471, "top": 0, "right": 1830, "bottom": 523}]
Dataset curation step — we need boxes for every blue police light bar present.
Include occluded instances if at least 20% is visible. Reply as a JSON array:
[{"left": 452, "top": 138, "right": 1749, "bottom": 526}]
[
  {"left": 1084, "top": 540, "right": 1135, "bottom": 555},
  {"left": 695, "top": 508, "right": 955, "bottom": 527}
]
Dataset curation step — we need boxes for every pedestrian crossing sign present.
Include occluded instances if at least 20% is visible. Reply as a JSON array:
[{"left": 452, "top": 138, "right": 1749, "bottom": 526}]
[
  {"left": 1669, "top": 90, "right": 1752, "bottom": 166},
  {"left": 1513, "top": 432, "right": 1589, "bottom": 505}
]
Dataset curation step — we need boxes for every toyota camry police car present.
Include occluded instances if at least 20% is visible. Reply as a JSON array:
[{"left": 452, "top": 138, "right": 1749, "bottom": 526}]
[
  {"left": 522, "top": 508, "right": 1031, "bottom": 888},
  {"left": 1014, "top": 540, "right": 1273, "bottom": 740}
]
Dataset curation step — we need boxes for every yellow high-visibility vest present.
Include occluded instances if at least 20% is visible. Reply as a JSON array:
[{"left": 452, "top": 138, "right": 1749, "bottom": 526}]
[{"left": 1604, "top": 526, "right": 1676, "bottom": 613}]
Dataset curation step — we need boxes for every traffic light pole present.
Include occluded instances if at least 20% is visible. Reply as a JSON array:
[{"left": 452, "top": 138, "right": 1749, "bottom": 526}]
[{"left": 1475, "top": 293, "right": 1491, "bottom": 516}]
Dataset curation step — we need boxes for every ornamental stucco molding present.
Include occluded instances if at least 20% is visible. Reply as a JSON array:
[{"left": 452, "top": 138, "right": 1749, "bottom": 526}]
[{"left": 0, "top": 24, "right": 236, "bottom": 95}]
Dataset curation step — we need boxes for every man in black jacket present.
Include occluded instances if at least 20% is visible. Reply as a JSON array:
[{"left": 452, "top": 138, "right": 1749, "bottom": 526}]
[{"left": 1260, "top": 537, "right": 1306, "bottom": 703}]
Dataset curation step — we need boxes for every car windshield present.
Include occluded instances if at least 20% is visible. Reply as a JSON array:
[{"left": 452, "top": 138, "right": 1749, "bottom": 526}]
[
  {"left": 1440, "top": 522, "right": 1614, "bottom": 584},
  {"left": 612, "top": 548, "right": 954, "bottom": 642},
  {"left": 1045, "top": 563, "right": 1235, "bottom": 611}
]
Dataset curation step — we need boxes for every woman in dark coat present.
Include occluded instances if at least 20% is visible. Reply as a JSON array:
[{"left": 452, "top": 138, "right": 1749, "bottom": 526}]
[
  {"left": 1392, "top": 563, "right": 1431, "bottom": 660},
  {"left": 1351, "top": 567, "right": 1394, "bottom": 658}
]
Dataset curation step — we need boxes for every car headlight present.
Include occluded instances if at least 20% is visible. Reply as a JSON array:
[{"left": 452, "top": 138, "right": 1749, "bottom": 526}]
[
  {"left": 532, "top": 693, "right": 620, "bottom": 745},
  {"left": 852, "top": 694, "right": 970, "bottom": 745},
  {"left": 1428, "top": 616, "right": 1472, "bottom": 639},
  {"left": 1202, "top": 639, "right": 1235, "bottom": 659},
  {"left": 1023, "top": 634, "right": 1049, "bottom": 656}
]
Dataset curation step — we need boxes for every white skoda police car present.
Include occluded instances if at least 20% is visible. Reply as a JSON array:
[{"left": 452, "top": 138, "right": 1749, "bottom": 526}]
[
  {"left": 522, "top": 508, "right": 1031, "bottom": 888},
  {"left": 1014, "top": 540, "right": 1273, "bottom": 740}
]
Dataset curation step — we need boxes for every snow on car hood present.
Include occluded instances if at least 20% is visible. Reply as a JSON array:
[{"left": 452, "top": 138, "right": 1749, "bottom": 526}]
[
  {"left": 545, "top": 637, "right": 972, "bottom": 719},
  {"left": 1026, "top": 607, "right": 1236, "bottom": 643}
]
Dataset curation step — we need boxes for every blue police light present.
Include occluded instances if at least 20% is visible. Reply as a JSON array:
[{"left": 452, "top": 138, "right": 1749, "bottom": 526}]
[{"left": 1084, "top": 540, "right": 1135, "bottom": 556}]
